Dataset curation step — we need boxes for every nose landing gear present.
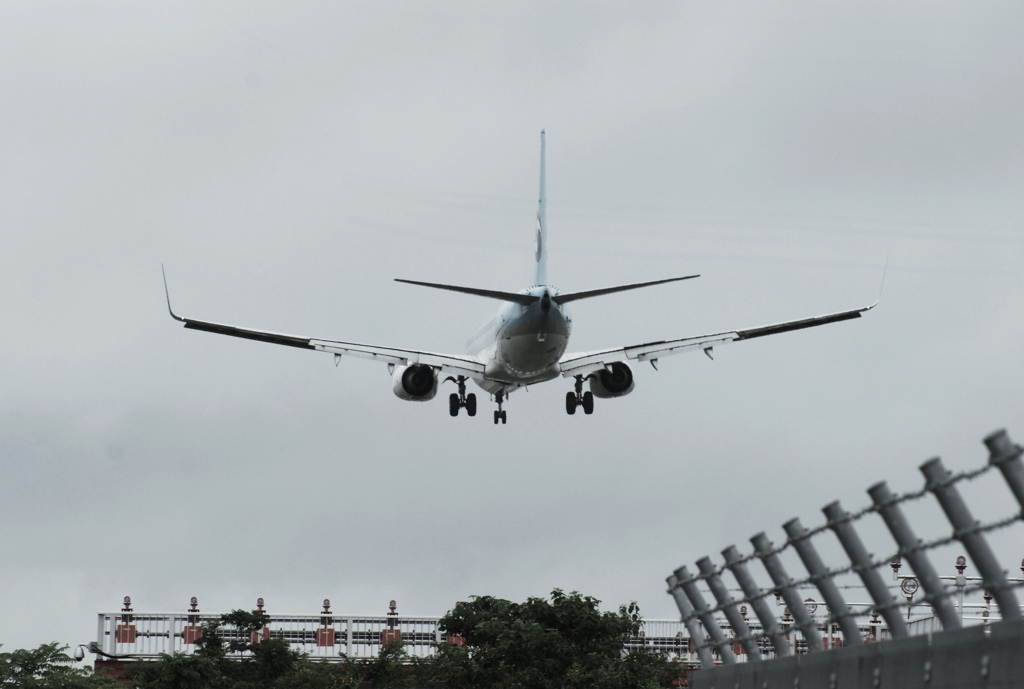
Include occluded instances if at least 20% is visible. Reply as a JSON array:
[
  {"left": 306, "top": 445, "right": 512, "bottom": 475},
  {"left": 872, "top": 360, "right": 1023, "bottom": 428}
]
[
  {"left": 445, "top": 376, "right": 477, "bottom": 417},
  {"left": 565, "top": 375, "right": 594, "bottom": 415},
  {"left": 493, "top": 388, "right": 507, "bottom": 424}
]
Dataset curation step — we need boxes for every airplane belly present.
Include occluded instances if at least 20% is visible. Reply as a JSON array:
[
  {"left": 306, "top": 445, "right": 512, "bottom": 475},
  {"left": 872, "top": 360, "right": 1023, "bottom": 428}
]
[
  {"left": 469, "top": 298, "right": 571, "bottom": 393},
  {"left": 472, "top": 376, "right": 508, "bottom": 396},
  {"left": 496, "top": 332, "right": 567, "bottom": 383}
]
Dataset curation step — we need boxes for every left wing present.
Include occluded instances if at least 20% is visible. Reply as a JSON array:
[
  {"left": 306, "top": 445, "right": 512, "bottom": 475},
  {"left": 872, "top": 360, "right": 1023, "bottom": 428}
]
[
  {"left": 559, "top": 301, "right": 876, "bottom": 378},
  {"left": 163, "top": 270, "right": 485, "bottom": 378}
]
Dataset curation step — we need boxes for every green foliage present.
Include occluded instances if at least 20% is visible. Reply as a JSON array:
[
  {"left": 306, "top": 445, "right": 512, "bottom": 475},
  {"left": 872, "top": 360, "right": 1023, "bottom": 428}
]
[
  {"left": 424, "top": 589, "right": 669, "bottom": 689},
  {"left": 358, "top": 641, "right": 411, "bottom": 688},
  {"left": 191, "top": 620, "right": 227, "bottom": 660},
  {"left": 218, "top": 610, "right": 272, "bottom": 655},
  {"left": 270, "top": 660, "right": 353, "bottom": 689},
  {"left": 127, "top": 651, "right": 225, "bottom": 689},
  {"left": 0, "top": 643, "right": 119, "bottom": 688}
]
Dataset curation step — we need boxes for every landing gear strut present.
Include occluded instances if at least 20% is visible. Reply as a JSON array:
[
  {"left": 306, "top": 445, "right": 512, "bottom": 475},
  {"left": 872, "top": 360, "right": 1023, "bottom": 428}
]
[
  {"left": 493, "top": 388, "right": 507, "bottom": 425},
  {"left": 446, "top": 376, "right": 477, "bottom": 417},
  {"left": 565, "top": 375, "right": 594, "bottom": 415}
]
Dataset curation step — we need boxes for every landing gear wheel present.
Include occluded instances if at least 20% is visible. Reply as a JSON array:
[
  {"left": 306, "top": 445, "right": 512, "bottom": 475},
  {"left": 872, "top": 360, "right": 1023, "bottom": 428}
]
[
  {"left": 582, "top": 391, "right": 594, "bottom": 415},
  {"left": 565, "top": 391, "right": 577, "bottom": 415},
  {"left": 493, "top": 388, "right": 508, "bottom": 424},
  {"left": 446, "top": 376, "right": 478, "bottom": 419}
]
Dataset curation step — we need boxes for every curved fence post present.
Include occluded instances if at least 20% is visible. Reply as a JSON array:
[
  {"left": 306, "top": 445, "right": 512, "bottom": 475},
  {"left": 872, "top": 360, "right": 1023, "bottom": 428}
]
[
  {"left": 722, "top": 545, "right": 791, "bottom": 657},
  {"left": 697, "top": 556, "right": 762, "bottom": 660},
  {"left": 783, "top": 517, "right": 863, "bottom": 647},
  {"left": 752, "top": 532, "right": 825, "bottom": 652},
  {"left": 666, "top": 573, "right": 716, "bottom": 667},
  {"left": 921, "top": 457, "right": 1021, "bottom": 621},
  {"left": 823, "top": 500, "right": 909, "bottom": 639},
  {"left": 675, "top": 565, "right": 737, "bottom": 663},
  {"left": 869, "top": 480, "right": 961, "bottom": 630},
  {"left": 985, "top": 429, "right": 1024, "bottom": 511}
]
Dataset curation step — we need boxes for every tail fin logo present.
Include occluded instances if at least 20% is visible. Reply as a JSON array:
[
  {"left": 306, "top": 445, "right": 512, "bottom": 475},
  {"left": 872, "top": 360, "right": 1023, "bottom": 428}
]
[{"left": 535, "top": 213, "right": 543, "bottom": 263}]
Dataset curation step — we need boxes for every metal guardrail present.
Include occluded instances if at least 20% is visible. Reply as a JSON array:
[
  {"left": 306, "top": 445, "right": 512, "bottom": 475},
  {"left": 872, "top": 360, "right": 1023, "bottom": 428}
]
[{"left": 666, "top": 429, "right": 1024, "bottom": 688}]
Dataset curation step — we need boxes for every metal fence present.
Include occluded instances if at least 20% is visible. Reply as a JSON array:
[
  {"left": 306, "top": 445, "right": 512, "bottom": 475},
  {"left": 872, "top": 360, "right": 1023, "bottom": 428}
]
[{"left": 666, "top": 428, "right": 1024, "bottom": 688}]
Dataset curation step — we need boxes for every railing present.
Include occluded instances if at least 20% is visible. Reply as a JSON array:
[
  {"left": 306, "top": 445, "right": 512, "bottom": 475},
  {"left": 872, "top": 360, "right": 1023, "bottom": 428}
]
[
  {"left": 666, "top": 428, "right": 1024, "bottom": 688},
  {"left": 98, "top": 611, "right": 448, "bottom": 659},
  {"left": 94, "top": 607, "right": 694, "bottom": 662}
]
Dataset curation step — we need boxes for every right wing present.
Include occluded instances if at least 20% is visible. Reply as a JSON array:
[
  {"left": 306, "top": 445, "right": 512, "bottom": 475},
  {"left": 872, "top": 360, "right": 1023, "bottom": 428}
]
[
  {"left": 163, "top": 270, "right": 485, "bottom": 378},
  {"left": 559, "top": 301, "right": 876, "bottom": 379}
]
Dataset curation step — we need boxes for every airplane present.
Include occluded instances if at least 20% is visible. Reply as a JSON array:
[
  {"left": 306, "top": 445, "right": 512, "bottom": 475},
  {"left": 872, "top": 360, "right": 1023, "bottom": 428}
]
[{"left": 163, "top": 131, "right": 875, "bottom": 424}]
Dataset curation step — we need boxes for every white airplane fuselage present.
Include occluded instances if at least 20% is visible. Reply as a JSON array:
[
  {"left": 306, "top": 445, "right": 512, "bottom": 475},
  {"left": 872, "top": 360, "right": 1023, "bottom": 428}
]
[{"left": 466, "top": 286, "right": 572, "bottom": 395}]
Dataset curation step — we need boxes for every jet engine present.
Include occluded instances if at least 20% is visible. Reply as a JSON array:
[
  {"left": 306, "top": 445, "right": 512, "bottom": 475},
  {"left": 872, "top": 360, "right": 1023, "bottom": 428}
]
[
  {"left": 391, "top": 363, "right": 439, "bottom": 401},
  {"left": 589, "top": 361, "right": 635, "bottom": 398}
]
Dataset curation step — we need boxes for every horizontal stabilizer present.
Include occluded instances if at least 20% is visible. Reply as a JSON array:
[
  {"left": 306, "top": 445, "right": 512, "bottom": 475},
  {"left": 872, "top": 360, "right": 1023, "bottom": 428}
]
[
  {"left": 554, "top": 275, "right": 699, "bottom": 305},
  {"left": 395, "top": 279, "right": 538, "bottom": 305}
]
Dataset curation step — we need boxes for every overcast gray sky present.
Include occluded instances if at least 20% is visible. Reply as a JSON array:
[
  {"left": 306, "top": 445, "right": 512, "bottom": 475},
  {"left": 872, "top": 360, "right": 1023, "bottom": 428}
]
[{"left": 3, "top": 1, "right": 1024, "bottom": 653}]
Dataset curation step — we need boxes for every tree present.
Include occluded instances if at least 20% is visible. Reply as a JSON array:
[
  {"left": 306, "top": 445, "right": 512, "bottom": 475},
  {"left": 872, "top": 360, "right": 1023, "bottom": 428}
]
[
  {"left": 358, "top": 641, "right": 412, "bottom": 689},
  {"left": 416, "top": 589, "right": 672, "bottom": 689},
  {"left": 0, "top": 643, "right": 120, "bottom": 688}
]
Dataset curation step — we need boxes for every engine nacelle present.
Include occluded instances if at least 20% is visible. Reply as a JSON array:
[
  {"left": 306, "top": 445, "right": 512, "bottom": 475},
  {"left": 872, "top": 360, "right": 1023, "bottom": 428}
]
[
  {"left": 588, "top": 361, "right": 635, "bottom": 398},
  {"left": 391, "top": 363, "right": 439, "bottom": 401}
]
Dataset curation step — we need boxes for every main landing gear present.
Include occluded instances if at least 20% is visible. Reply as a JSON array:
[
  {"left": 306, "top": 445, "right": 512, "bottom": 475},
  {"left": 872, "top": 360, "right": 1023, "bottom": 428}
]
[
  {"left": 493, "top": 388, "right": 507, "bottom": 425},
  {"left": 446, "top": 376, "right": 477, "bottom": 417},
  {"left": 565, "top": 375, "right": 594, "bottom": 415}
]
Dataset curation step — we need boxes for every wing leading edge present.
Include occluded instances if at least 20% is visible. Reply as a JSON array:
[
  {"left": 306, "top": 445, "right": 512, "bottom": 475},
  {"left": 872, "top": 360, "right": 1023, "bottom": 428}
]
[
  {"left": 558, "top": 300, "right": 877, "bottom": 378},
  {"left": 163, "top": 269, "right": 485, "bottom": 378}
]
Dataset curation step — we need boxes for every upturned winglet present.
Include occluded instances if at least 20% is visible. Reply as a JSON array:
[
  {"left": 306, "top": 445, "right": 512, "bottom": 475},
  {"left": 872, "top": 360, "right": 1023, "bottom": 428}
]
[{"left": 161, "top": 265, "right": 185, "bottom": 322}]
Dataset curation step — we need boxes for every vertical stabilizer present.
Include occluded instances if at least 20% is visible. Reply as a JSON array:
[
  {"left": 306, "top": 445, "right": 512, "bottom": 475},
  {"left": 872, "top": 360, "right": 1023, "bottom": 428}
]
[{"left": 534, "top": 130, "right": 547, "bottom": 286}]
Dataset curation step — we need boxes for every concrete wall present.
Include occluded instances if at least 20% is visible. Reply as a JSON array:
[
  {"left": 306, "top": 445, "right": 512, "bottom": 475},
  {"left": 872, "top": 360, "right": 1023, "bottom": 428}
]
[{"left": 691, "top": 619, "right": 1024, "bottom": 689}]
